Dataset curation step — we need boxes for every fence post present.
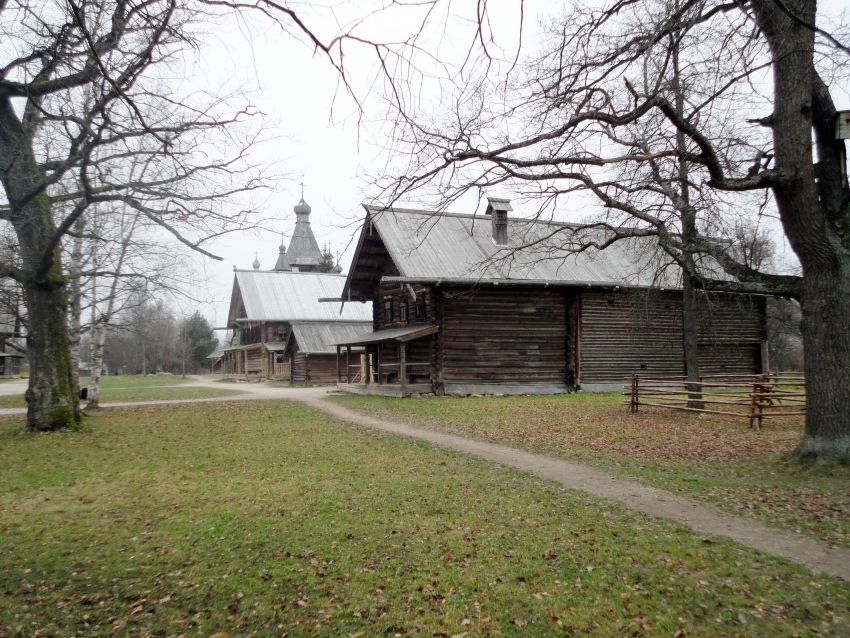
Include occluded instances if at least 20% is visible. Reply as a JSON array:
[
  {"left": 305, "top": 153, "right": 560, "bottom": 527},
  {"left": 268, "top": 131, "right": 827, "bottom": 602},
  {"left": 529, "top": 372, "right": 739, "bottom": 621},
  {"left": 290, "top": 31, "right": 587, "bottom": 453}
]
[
  {"left": 749, "top": 374, "right": 768, "bottom": 431},
  {"left": 749, "top": 377, "right": 757, "bottom": 429},
  {"left": 630, "top": 373, "right": 639, "bottom": 414}
]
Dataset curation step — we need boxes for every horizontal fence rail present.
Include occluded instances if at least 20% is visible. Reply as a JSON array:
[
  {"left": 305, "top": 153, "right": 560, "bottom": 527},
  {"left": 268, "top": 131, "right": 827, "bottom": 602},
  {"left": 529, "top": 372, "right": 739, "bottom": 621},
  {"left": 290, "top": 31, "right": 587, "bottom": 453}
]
[{"left": 624, "top": 373, "right": 805, "bottom": 429}]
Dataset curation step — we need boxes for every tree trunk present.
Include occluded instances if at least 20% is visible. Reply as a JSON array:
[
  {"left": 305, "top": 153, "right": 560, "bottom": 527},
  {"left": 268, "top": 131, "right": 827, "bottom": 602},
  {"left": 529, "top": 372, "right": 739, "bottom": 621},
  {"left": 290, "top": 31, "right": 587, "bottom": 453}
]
[
  {"left": 750, "top": 0, "right": 850, "bottom": 460},
  {"left": 18, "top": 212, "right": 81, "bottom": 430},
  {"left": 86, "top": 321, "right": 107, "bottom": 408},
  {"left": 793, "top": 266, "right": 850, "bottom": 459},
  {"left": 68, "top": 217, "right": 85, "bottom": 407},
  {"left": 22, "top": 266, "right": 80, "bottom": 430},
  {"left": 1, "top": 96, "right": 80, "bottom": 431},
  {"left": 671, "top": 31, "right": 703, "bottom": 409},
  {"left": 86, "top": 211, "right": 135, "bottom": 407},
  {"left": 681, "top": 269, "right": 704, "bottom": 409},
  {"left": 85, "top": 228, "right": 102, "bottom": 408}
]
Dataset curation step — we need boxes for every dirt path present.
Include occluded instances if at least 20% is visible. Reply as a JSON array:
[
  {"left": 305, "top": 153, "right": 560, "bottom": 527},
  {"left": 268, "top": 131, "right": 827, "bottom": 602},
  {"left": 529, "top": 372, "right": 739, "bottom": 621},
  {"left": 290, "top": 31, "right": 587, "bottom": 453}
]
[
  {"left": 297, "top": 392, "right": 850, "bottom": 582},
  {"left": 4, "top": 376, "right": 848, "bottom": 581}
]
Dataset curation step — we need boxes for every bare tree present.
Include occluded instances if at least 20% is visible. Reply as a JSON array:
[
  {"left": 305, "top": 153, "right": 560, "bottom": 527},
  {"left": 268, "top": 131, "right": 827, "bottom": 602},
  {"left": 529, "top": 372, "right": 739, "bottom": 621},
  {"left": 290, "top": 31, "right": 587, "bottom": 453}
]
[
  {"left": 1, "top": 0, "right": 483, "bottom": 432},
  {"left": 0, "top": 0, "right": 278, "bottom": 430},
  {"left": 376, "top": 0, "right": 850, "bottom": 459},
  {"left": 69, "top": 203, "right": 194, "bottom": 407},
  {"left": 103, "top": 296, "right": 180, "bottom": 374}
]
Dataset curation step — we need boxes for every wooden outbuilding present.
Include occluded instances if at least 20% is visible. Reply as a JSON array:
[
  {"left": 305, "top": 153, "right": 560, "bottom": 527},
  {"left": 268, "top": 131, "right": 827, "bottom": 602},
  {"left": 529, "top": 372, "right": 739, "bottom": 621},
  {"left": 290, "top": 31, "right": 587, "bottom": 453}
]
[
  {"left": 0, "top": 295, "right": 25, "bottom": 377},
  {"left": 218, "top": 196, "right": 372, "bottom": 382},
  {"left": 333, "top": 200, "right": 768, "bottom": 396},
  {"left": 220, "top": 270, "right": 372, "bottom": 382}
]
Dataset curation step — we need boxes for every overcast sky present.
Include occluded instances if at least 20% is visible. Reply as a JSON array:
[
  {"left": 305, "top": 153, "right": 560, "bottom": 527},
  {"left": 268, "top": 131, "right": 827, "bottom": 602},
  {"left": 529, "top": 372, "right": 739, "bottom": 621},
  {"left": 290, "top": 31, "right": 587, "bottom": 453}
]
[
  {"left": 180, "top": 1, "right": 537, "bottom": 328},
  {"left": 174, "top": 0, "right": 849, "bottom": 330}
]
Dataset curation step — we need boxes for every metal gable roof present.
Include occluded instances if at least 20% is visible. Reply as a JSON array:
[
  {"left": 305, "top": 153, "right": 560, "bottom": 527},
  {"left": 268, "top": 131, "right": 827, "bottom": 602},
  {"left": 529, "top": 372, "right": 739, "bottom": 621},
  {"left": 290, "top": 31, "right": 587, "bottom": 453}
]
[
  {"left": 363, "top": 205, "right": 723, "bottom": 288},
  {"left": 291, "top": 322, "right": 374, "bottom": 354},
  {"left": 231, "top": 271, "right": 372, "bottom": 323},
  {"left": 333, "top": 323, "right": 439, "bottom": 346}
]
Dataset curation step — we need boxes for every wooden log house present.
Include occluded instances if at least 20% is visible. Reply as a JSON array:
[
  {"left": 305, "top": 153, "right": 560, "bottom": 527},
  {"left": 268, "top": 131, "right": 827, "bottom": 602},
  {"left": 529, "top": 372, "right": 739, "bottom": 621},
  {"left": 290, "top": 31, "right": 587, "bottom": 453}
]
[
  {"left": 0, "top": 292, "right": 25, "bottom": 376},
  {"left": 333, "top": 199, "right": 769, "bottom": 396},
  {"left": 217, "top": 197, "right": 372, "bottom": 382}
]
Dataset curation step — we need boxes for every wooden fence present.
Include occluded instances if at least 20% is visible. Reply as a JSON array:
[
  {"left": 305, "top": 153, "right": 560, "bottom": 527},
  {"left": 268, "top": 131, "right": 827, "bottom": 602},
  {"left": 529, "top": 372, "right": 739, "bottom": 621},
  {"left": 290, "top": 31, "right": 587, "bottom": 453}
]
[
  {"left": 271, "top": 361, "right": 291, "bottom": 381},
  {"left": 625, "top": 373, "right": 806, "bottom": 429}
]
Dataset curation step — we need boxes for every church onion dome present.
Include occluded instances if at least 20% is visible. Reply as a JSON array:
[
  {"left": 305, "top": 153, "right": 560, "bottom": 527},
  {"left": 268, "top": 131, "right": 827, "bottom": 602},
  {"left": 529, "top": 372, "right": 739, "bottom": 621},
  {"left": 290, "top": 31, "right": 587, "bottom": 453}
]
[
  {"left": 252, "top": 254, "right": 260, "bottom": 270},
  {"left": 274, "top": 233, "right": 291, "bottom": 271},
  {"left": 294, "top": 198, "right": 312, "bottom": 215}
]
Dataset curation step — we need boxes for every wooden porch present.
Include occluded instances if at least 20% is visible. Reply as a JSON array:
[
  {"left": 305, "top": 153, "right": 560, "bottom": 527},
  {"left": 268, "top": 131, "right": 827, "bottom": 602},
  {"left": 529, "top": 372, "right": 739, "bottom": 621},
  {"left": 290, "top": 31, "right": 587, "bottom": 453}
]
[
  {"left": 219, "top": 342, "right": 291, "bottom": 381},
  {"left": 336, "top": 382, "right": 434, "bottom": 397},
  {"left": 334, "top": 323, "right": 439, "bottom": 395}
]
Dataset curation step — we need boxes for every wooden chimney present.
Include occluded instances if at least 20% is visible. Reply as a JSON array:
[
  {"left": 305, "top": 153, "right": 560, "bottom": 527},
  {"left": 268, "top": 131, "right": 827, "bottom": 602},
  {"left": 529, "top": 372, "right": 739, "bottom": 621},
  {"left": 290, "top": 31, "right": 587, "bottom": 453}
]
[{"left": 485, "top": 197, "right": 513, "bottom": 245}]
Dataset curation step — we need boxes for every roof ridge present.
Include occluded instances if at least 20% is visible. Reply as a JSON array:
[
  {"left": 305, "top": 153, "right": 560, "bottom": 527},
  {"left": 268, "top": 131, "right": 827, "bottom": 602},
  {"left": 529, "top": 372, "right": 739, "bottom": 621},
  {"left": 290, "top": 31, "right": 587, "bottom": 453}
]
[
  {"left": 362, "top": 203, "right": 585, "bottom": 229},
  {"left": 234, "top": 269, "right": 346, "bottom": 276}
]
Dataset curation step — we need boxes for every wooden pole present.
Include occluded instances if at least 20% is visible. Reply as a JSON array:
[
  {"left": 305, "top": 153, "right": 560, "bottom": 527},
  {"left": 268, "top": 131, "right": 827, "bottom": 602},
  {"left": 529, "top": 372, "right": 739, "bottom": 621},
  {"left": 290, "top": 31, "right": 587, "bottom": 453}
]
[
  {"left": 336, "top": 346, "right": 340, "bottom": 384},
  {"left": 749, "top": 377, "right": 758, "bottom": 430},
  {"left": 631, "top": 373, "right": 639, "bottom": 414},
  {"left": 346, "top": 346, "right": 351, "bottom": 384},
  {"left": 399, "top": 343, "right": 407, "bottom": 389}
]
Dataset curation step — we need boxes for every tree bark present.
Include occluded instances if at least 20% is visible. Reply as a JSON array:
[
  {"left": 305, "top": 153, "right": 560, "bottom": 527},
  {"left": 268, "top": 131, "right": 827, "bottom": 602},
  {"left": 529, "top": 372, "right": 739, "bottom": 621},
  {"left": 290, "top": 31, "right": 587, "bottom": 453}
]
[
  {"left": 87, "top": 320, "right": 106, "bottom": 408},
  {"left": 86, "top": 229, "right": 103, "bottom": 408},
  {"left": 0, "top": 98, "right": 80, "bottom": 431},
  {"left": 750, "top": 0, "right": 850, "bottom": 460},
  {"left": 793, "top": 264, "right": 850, "bottom": 459},
  {"left": 23, "top": 272, "right": 79, "bottom": 430},
  {"left": 68, "top": 216, "right": 85, "bottom": 407},
  {"left": 681, "top": 269, "right": 704, "bottom": 409}
]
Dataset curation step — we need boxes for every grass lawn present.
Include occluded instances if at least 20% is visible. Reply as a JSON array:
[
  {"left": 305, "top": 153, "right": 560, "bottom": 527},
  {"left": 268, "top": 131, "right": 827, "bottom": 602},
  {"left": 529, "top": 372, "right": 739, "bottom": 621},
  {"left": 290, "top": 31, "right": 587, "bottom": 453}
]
[
  {"left": 1, "top": 401, "right": 848, "bottom": 636},
  {"left": 0, "top": 375, "right": 246, "bottom": 408},
  {"left": 331, "top": 393, "right": 850, "bottom": 549}
]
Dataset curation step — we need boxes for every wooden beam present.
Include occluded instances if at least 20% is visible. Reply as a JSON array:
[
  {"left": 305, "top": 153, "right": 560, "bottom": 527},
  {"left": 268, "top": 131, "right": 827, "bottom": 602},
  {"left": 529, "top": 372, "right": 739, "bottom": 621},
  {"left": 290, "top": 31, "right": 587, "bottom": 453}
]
[
  {"left": 399, "top": 343, "right": 407, "bottom": 389},
  {"left": 346, "top": 346, "right": 351, "bottom": 384}
]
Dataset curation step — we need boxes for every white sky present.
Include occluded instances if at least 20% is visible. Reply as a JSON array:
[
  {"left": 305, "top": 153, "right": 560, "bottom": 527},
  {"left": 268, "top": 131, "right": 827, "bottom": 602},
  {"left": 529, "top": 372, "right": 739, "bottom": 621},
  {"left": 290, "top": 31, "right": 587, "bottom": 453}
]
[
  {"left": 171, "top": 0, "right": 849, "bottom": 329},
  {"left": 181, "top": 0, "right": 539, "bottom": 327}
]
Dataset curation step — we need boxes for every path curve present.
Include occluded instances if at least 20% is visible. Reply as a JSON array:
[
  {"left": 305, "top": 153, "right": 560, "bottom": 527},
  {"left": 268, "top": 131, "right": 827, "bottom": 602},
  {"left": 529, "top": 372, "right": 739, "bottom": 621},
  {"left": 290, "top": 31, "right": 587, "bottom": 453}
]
[
  {"left": 297, "top": 392, "right": 850, "bottom": 582},
  {"left": 3, "top": 376, "right": 847, "bottom": 581}
]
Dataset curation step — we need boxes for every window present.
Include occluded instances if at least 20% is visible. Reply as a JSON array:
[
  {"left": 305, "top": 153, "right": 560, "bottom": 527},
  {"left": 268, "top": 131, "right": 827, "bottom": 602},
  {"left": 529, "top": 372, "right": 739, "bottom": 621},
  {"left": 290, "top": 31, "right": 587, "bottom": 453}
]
[
  {"left": 400, "top": 299, "right": 409, "bottom": 322},
  {"left": 384, "top": 299, "right": 394, "bottom": 323},
  {"left": 415, "top": 297, "right": 425, "bottom": 320}
]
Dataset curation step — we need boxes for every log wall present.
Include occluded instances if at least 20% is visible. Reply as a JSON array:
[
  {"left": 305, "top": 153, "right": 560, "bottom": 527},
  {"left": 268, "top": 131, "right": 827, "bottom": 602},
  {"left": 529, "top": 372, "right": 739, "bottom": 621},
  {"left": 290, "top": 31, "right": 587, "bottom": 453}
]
[
  {"left": 375, "top": 282, "right": 435, "bottom": 329},
  {"left": 291, "top": 343, "right": 307, "bottom": 382},
  {"left": 696, "top": 294, "right": 764, "bottom": 374},
  {"left": 579, "top": 289, "right": 684, "bottom": 384},
  {"left": 439, "top": 286, "right": 569, "bottom": 384},
  {"left": 304, "top": 354, "right": 339, "bottom": 383},
  {"left": 578, "top": 289, "right": 765, "bottom": 384},
  {"left": 245, "top": 346, "right": 265, "bottom": 376}
]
